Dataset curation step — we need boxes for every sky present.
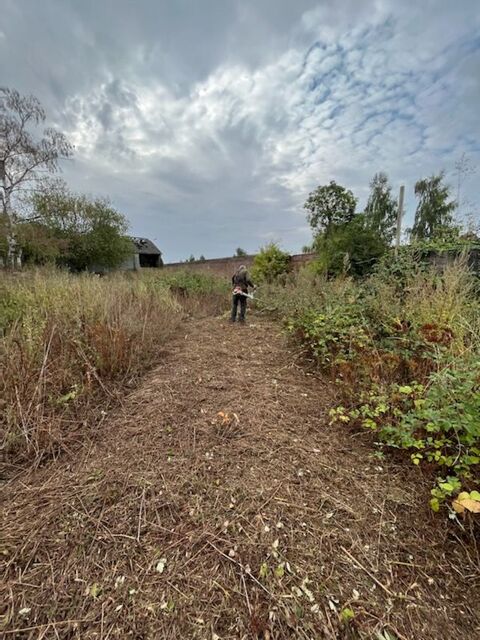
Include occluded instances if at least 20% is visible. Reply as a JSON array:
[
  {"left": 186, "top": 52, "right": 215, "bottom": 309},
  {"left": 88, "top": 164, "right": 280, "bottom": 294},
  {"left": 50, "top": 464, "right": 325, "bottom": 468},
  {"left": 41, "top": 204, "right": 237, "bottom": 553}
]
[{"left": 1, "top": 0, "right": 479, "bottom": 262}]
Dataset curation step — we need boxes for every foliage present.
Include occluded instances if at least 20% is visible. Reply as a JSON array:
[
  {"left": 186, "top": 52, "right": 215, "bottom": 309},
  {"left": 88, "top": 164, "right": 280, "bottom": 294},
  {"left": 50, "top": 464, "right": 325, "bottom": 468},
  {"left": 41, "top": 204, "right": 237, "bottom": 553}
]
[
  {"left": 251, "top": 242, "right": 291, "bottom": 283},
  {"left": 151, "top": 269, "right": 230, "bottom": 317},
  {"left": 258, "top": 259, "right": 480, "bottom": 512},
  {"left": 235, "top": 247, "right": 248, "bottom": 257},
  {"left": 364, "top": 172, "right": 398, "bottom": 242},
  {"left": 331, "top": 356, "right": 480, "bottom": 511},
  {"left": 30, "top": 182, "right": 132, "bottom": 270},
  {"left": 0, "top": 213, "right": 9, "bottom": 259},
  {"left": 16, "top": 220, "right": 64, "bottom": 265},
  {"left": 408, "top": 227, "right": 480, "bottom": 254},
  {"left": 304, "top": 180, "right": 357, "bottom": 236},
  {"left": 312, "top": 214, "right": 388, "bottom": 277},
  {"left": 411, "top": 172, "right": 457, "bottom": 241},
  {"left": 0, "top": 88, "right": 72, "bottom": 265}
]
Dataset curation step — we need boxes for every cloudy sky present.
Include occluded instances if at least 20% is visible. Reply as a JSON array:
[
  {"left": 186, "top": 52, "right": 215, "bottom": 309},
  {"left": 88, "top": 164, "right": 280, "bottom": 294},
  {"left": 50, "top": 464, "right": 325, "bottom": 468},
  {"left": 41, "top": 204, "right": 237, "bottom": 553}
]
[{"left": 1, "top": 0, "right": 479, "bottom": 261}]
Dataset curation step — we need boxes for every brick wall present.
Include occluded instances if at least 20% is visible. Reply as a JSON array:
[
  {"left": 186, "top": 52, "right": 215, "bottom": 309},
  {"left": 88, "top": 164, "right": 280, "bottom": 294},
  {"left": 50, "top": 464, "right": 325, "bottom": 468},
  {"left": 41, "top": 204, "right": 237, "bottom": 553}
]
[
  {"left": 163, "top": 248, "right": 480, "bottom": 277},
  {"left": 163, "top": 253, "right": 316, "bottom": 277}
]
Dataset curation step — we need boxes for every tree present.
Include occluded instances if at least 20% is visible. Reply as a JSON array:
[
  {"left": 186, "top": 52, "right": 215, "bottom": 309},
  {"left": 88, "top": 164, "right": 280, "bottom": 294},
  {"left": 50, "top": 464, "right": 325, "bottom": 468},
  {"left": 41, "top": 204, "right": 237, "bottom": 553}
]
[
  {"left": 199, "top": 254, "right": 206, "bottom": 262},
  {"left": 411, "top": 172, "right": 456, "bottom": 241},
  {"left": 186, "top": 254, "right": 196, "bottom": 263},
  {"left": 235, "top": 247, "right": 247, "bottom": 257},
  {"left": 30, "top": 182, "right": 131, "bottom": 271},
  {"left": 0, "top": 88, "right": 72, "bottom": 266},
  {"left": 251, "top": 243, "right": 291, "bottom": 283},
  {"left": 312, "top": 215, "right": 387, "bottom": 277},
  {"left": 16, "top": 220, "right": 64, "bottom": 265},
  {"left": 364, "top": 172, "right": 397, "bottom": 242},
  {"left": 304, "top": 181, "right": 357, "bottom": 236}
]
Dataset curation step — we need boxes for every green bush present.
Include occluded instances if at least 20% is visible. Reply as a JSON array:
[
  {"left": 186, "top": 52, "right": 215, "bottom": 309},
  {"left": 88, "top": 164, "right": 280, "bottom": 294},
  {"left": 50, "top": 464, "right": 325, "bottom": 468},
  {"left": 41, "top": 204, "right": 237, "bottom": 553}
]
[
  {"left": 312, "top": 215, "right": 388, "bottom": 277},
  {"left": 251, "top": 243, "right": 291, "bottom": 283},
  {"left": 156, "top": 270, "right": 228, "bottom": 296}
]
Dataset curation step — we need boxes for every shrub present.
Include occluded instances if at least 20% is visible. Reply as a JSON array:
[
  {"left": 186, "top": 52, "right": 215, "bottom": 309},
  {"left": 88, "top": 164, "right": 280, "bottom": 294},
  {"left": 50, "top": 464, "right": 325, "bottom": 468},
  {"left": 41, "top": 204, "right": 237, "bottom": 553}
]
[
  {"left": 312, "top": 215, "right": 388, "bottom": 277},
  {"left": 154, "top": 269, "right": 229, "bottom": 315},
  {"left": 261, "top": 259, "right": 480, "bottom": 511},
  {"left": 331, "top": 356, "right": 480, "bottom": 512},
  {"left": 251, "top": 243, "right": 291, "bottom": 283}
]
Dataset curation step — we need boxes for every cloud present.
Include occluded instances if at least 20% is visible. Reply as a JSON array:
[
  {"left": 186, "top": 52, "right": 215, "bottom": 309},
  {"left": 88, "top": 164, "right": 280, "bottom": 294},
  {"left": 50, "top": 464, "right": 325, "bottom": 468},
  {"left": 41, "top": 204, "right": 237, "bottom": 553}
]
[{"left": 1, "top": 0, "right": 479, "bottom": 260}]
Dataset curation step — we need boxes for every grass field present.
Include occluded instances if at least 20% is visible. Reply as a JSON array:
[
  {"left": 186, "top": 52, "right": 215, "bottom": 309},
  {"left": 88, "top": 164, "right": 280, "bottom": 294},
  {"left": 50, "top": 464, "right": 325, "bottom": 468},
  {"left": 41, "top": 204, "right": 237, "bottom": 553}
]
[
  {"left": 1, "top": 262, "right": 479, "bottom": 639},
  {"left": 0, "top": 268, "right": 228, "bottom": 463}
]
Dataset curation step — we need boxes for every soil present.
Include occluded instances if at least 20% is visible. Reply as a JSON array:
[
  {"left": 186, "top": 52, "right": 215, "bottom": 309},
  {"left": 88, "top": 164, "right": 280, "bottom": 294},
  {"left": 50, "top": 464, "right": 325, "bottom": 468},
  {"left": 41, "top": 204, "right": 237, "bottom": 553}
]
[{"left": 1, "top": 313, "right": 479, "bottom": 639}]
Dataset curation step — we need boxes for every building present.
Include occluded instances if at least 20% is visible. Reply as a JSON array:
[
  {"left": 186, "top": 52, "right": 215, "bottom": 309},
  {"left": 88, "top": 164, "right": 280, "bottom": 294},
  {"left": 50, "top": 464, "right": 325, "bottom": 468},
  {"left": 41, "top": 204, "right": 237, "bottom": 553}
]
[
  {"left": 91, "top": 237, "right": 163, "bottom": 273},
  {"left": 121, "top": 237, "right": 163, "bottom": 270}
]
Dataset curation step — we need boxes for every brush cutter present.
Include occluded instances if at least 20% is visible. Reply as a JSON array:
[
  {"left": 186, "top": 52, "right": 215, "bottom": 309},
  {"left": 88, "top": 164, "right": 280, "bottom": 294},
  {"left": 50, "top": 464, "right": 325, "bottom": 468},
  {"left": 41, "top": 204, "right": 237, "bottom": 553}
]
[{"left": 232, "top": 286, "right": 256, "bottom": 300}]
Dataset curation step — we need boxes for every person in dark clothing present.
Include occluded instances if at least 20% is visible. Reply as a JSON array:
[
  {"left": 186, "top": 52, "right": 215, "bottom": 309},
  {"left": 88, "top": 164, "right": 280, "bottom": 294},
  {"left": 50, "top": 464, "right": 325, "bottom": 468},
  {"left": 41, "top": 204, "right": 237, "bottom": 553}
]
[{"left": 230, "top": 265, "right": 255, "bottom": 323}]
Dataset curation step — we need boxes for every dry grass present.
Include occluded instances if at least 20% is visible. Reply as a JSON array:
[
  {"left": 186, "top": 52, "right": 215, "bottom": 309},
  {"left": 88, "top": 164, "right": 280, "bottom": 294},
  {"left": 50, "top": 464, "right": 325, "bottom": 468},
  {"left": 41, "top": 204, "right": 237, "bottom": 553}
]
[
  {"left": 1, "top": 314, "right": 479, "bottom": 639},
  {"left": 0, "top": 268, "right": 226, "bottom": 465}
]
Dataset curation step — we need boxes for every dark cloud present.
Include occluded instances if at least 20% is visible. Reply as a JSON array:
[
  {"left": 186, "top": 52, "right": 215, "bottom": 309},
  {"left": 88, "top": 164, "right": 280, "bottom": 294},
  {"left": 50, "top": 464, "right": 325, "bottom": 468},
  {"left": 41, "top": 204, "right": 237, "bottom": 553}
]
[{"left": 1, "top": 0, "right": 479, "bottom": 261}]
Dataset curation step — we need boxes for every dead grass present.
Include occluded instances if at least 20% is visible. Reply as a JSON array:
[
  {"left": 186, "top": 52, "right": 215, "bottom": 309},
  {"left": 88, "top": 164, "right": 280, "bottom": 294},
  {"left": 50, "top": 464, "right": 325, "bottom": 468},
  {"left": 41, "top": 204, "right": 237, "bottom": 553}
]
[
  {"left": 0, "top": 269, "right": 209, "bottom": 464},
  {"left": 1, "top": 314, "right": 478, "bottom": 639}
]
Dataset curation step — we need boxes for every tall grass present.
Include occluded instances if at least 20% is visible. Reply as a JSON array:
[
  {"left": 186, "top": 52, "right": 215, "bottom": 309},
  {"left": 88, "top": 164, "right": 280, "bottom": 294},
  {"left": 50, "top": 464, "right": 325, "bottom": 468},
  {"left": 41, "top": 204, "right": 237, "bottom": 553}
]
[{"left": 0, "top": 268, "right": 228, "bottom": 463}]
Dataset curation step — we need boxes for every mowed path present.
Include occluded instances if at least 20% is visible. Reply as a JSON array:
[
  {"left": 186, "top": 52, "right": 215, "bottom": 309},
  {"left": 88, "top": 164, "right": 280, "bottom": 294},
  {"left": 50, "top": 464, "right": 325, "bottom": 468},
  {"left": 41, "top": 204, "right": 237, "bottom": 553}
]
[{"left": 2, "top": 315, "right": 479, "bottom": 639}]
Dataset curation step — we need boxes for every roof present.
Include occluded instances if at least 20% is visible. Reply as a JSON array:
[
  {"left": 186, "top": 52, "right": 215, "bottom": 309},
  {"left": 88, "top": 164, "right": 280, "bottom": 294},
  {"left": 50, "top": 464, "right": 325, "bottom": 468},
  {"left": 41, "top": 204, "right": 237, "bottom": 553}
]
[{"left": 130, "top": 237, "right": 162, "bottom": 255}]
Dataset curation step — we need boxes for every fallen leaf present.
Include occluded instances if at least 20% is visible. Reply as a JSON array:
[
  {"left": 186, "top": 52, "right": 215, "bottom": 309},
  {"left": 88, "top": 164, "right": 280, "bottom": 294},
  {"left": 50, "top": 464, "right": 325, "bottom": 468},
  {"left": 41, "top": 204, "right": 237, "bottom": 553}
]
[
  {"left": 452, "top": 493, "right": 480, "bottom": 513},
  {"left": 156, "top": 558, "right": 167, "bottom": 574}
]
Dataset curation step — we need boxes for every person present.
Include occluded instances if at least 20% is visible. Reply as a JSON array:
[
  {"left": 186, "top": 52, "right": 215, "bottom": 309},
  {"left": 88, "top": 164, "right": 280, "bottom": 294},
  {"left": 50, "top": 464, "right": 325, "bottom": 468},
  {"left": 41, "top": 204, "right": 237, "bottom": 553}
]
[{"left": 230, "top": 264, "right": 255, "bottom": 323}]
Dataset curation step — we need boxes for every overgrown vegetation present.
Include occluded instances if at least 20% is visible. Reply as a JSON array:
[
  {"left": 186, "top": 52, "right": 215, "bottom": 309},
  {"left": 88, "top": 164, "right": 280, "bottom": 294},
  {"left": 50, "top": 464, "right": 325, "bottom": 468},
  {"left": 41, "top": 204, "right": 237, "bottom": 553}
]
[
  {"left": 257, "top": 255, "right": 480, "bottom": 515},
  {"left": 0, "top": 268, "right": 227, "bottom": 462},
  {"left": 22, "top": 181, "right": 133, "bottom": 270},
  {"left": 1, "top": 88, "right": 132, "bottom": 272},
  {"left": 251, "top": 242, "right": 291, "bottom": 283}
]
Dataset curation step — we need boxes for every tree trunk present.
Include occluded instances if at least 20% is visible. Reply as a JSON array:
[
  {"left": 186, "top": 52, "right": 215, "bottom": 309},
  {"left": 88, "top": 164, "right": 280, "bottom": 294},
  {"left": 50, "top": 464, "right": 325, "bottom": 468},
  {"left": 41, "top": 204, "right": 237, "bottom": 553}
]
[{"left": 0, "top": 159, "right": 19, "bottom": 269}]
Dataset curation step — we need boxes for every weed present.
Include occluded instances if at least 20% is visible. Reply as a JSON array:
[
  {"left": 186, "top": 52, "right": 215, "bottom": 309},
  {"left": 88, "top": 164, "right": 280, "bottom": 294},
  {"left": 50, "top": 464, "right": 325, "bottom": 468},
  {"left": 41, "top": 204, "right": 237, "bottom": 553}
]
[{"left": 258, "top": 259, "right": 480, "bottom": 512}]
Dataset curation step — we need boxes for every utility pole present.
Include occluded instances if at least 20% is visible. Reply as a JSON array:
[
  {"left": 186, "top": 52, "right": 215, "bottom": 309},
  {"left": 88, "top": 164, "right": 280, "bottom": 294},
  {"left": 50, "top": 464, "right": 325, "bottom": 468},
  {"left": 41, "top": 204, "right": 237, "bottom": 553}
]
[{"left": 395, "top": 185, "right": 405, "bottom": 257}]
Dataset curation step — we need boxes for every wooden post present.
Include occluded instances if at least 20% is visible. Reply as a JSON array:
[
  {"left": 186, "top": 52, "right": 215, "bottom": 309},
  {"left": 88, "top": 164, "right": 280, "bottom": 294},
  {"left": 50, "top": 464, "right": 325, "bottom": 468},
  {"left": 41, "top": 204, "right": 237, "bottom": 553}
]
[{"left": 395, "top": 185, "right": 405, "bottom": 257}]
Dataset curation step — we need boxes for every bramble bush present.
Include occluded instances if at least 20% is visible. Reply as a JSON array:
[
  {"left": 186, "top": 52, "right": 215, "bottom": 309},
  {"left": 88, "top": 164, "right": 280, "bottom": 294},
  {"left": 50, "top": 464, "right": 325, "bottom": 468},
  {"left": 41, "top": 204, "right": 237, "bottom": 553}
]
[{"left": 258, "top": 254, "right": 480, "bottom": 514}]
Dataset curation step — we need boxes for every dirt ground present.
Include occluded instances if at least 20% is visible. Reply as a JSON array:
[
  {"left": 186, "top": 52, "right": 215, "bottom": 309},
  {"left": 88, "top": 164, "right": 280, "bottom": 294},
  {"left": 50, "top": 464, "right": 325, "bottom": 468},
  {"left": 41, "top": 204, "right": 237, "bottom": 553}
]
[{"left": 1, "top": 313, "right": 479, "bottom": 639}]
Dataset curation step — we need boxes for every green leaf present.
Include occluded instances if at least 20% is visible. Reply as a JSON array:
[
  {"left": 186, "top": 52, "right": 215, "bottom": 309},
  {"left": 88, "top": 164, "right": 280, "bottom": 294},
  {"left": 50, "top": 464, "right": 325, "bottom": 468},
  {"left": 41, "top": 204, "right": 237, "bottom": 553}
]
[
  {"left": 259, "top": 562, "right": 268, "bottom": 579},
  {"left": 89, "top": 583, "right": 102, "bottom": 598},
  {"left": 439, "top": 482, "right": 454, "bottom": 493},
  {"left": 274, "top": 563, "right": 285, "bottom": 579},
  {"left": 340, "top": 607, "right": 355, "bottom": 623},
  {"left": 430, "top": 498, "right": 440, "bottom": 512},
  {"left": 398, "top": 385, "right": 414, "bottom": 395}
]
